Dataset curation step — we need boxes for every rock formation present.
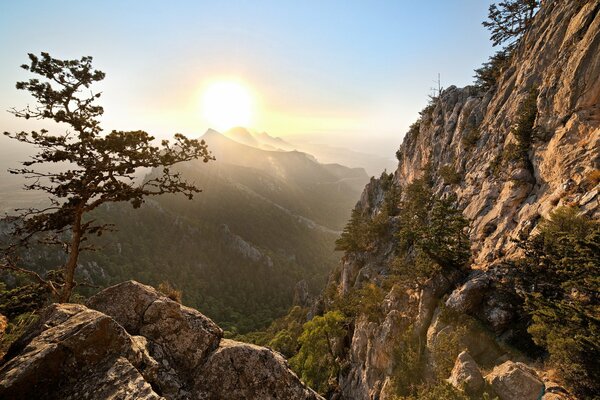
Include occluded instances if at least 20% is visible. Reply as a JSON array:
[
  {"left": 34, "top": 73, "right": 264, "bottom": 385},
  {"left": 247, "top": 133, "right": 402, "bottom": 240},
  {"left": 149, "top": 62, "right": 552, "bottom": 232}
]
[
  {"left": 0, "top": 281, "right": 322, "bottom": 400},
  {"left": 323, "top": 1, "right": 599, "bottom": 399}
]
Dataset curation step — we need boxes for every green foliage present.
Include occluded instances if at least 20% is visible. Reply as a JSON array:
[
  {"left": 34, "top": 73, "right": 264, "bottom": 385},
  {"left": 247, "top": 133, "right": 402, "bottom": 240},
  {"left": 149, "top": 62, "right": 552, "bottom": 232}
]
[
  {"left": 439, "top": 165, "right": 462, "bottom": 186},
  {"left": 234, "top": 305, "right": 308, "bottom": 358},
  {"left": 511, "top": 88, "right": 538, "bottom": 157},
  {"left": 2, "top": 52, "right": 213, "bottom": 302},
  {"left": 332, "top": 282, "right": 387, "bottom": 323},
  {"left": 390, "top": 325, "right": 425, "bottom": 396},
  {"left": 488, "top": 153, "right": 503, "bottom": 178},
  {"left": 494, "top": 88, "right": 538, "bottom": 173},
  {"left": 580, "top": 169, "right": 600, "bottom": 191},
  {"left": 461, "top": 125, "right": 482, "bottom": 148},
  {"left": 482, "top": 1, "right": 539, "bottom": 47},
  {"left": 0, "top": 280, "right": 50, "bottom": 319},
  {"left": 474, "top": 49, "right": 511, "bottom": 91},
  {"left": 395, "top": 178, "right": 471, "bottom": 281},
  {"left": 430, "top": 320, "right": 468, "bottom": 380},
  {"left": 335, "top": 207, "right": 371, "bottom": 252},
  {"left": 290, "top": 311, "right": 347, "bottom": 395},
  {"left": 516, "top": 207, "right": 600, "bottom": 398}
]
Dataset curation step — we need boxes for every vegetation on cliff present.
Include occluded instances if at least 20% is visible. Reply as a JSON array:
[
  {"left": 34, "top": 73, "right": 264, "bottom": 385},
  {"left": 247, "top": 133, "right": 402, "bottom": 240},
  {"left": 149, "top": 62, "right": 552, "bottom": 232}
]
[{"left": 516, "top": 207, "right": 600, "bottom": 398}]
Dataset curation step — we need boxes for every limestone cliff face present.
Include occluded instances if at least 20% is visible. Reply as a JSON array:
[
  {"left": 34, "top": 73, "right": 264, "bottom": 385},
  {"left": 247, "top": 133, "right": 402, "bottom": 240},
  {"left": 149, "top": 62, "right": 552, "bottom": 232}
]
[
  {"left": 0, "top": 281, "right": 323, "bottom": 400},
  {"left": 396, "top": 0, "right": 600, "bottom": 265},
  {"left": 328, "top": 1, "right": 599, "bottom": 399}
]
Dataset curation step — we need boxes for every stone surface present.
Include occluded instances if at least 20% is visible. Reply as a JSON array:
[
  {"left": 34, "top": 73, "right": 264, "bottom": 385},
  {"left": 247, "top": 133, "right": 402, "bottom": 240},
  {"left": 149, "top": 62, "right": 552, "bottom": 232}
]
[
  {"left": 0, "top": 281, "right": 323, "bottom": 400},
  {"left": 445, "top": 274, "right": 490, "bottom": 314},
  {"left": 195, "top": 339, "right": 322, "bottom": 400},
  {"left": 448, "top": 351, "right": 485, "bottom": 396},
  {"left": 486, "top": 361, "right": 545, "bottom": 400}
]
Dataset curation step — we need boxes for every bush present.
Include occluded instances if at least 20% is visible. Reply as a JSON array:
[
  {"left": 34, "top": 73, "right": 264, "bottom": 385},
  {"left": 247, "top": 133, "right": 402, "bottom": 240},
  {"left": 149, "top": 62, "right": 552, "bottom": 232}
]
[
  {"left": 580, "top": 169, "right": 600, "bottom": 191},
  {"left": 474, "top": 50, "right": 511, "bottom": 91},
  {"left": 439, "top": 165, "right": 462, "bottom": 185},
  {"left": 461, "top": 126, "right": 481, "bottom": 148},
  {"left": 390, "top": 325, "right": 425, "bottom": 396},
  {"left": 290, "top": 311, "right": 347, "bottom": 395},
  {"left": 335, "top": 207, "right": 370, "bottom": 252}
]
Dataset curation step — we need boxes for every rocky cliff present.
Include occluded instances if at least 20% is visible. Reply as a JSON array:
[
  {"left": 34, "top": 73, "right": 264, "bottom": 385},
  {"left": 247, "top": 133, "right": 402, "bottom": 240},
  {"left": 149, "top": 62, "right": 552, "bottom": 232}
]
[
  {"left": 326, "top": 1, "right": 599, "bottom": 399},
  {"left": 0, "top": 281, "right": 322, "bottom": 400}
]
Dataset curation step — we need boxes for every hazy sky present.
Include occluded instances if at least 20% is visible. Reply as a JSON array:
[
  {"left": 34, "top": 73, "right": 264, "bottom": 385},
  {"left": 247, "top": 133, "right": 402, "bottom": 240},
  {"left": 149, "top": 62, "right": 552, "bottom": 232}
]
[{"left": 0, "top": 0, "right": 495, "bottom": 158}]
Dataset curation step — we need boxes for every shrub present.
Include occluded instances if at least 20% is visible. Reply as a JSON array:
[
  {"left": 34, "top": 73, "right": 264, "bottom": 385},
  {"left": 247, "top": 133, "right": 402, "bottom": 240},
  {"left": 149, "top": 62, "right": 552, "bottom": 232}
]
[
  {"left": 580, "top": 169, "right": 600, "bottom": 191},
  {"left": 390, "top": 325, "right": 425, "bottom": 396},
  {"left": 474, "top": 49, "right": 511, "bottom": 91},
  {"left": 439, "top": 165, "right": 462, "bottom": 185},
  {"left": 461, "top": 126, "right": 481, "bottom": 148},
  {"left": 157, "top": 281, "right": 182, "bottom": 303},
  {"left": 290, "top": 311, "right": 347, "bottom": 395}
]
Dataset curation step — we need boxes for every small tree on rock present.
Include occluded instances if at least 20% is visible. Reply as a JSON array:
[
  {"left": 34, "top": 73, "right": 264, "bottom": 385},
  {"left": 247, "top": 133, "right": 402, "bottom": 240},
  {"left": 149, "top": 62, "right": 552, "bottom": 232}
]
[
  {"left": 483, "top": 0, "right": 540, "bottom": 47},
  {"left": 1, "top": 52, "right": 214, "bottom": 302}
]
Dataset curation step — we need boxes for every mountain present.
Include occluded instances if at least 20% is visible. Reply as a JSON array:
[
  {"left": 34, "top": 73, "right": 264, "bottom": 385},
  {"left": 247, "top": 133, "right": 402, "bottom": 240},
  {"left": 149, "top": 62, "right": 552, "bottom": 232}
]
[
  {"left": 320, "top": 2, "right": 600, "bottom": 398},
  {"left": 223, "top": 127, "right": 396, "bottom": 176},
  {"left": 29, "top": 128, "right": 365, "bottom": 334},
  {"left": 244, "top": 2, "right": 599, "bottom": 399}
]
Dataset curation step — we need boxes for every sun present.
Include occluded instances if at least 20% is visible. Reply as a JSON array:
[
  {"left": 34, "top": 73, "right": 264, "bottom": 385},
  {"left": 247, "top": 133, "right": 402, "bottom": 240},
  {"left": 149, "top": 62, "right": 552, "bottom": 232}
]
[{"left": 201, "top": 80, "right": 255, "bottom": 131}]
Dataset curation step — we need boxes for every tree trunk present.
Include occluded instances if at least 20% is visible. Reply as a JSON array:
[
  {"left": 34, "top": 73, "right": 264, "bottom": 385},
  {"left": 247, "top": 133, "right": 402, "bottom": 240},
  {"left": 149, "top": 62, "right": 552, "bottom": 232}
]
[{"left": 59, "top": 209, "right": 83, "bottom": 302}]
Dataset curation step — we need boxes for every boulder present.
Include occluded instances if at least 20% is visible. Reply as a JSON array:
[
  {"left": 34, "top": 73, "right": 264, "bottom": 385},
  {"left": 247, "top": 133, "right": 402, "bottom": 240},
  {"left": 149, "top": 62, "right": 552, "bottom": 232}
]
[
  {"left": 486, "top": 361, "right": 545, "bottom": 400},
  {"left": 445, "top": 274, "right": 490, "bottom": 314},
  {"left": 447, "top": 351, "right": 485, "bottom": 396},
  {"left": 0, "top": 281, "right": 323, "bottom": 400},
  {"left": 195, "top": 339, "right": 322, "bottom": 400},
  {"left": 88, "top": 280, "right": 223, "bottom": 374},
  {"left": 0, "top": 304, "right": 147, "bottom": 400}
]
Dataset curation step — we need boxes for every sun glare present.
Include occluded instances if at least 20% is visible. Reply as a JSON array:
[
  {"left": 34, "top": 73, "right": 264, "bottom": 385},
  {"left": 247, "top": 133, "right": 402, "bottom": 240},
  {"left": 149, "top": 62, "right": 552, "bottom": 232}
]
[{"left": 201, "top": 80, "right": 254, "bottom": 131}]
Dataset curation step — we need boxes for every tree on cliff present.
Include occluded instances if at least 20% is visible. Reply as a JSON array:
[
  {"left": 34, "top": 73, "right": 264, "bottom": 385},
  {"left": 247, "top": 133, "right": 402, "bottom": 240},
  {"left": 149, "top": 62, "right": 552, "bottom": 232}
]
[
  {"left": 1, "top": 52, "right": 214, "bottom": 302},
  {"left": 516, "top": 207, "right": 600, "bottom": 398},
  {"left": 483, "top": 0, "right": 540, "bottom": 47}
]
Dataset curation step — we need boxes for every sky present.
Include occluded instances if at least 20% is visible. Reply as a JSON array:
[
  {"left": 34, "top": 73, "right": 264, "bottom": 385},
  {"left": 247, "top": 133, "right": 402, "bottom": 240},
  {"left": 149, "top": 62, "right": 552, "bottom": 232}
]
[{"left": 0, "top": 0, "right": 495, "bottom": 159}]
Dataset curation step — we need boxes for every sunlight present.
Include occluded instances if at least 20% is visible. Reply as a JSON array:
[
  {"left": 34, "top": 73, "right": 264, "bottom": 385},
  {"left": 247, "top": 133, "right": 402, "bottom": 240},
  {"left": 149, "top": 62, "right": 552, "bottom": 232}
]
[{"left": 201, "top": 80, "right": 255, "bottom": 131}]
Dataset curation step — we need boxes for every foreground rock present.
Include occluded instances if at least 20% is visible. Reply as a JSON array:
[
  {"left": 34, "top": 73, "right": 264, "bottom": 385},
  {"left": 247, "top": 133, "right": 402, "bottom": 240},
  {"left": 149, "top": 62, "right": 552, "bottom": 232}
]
[
  {"left": 447, "top": 351, "right": 485, "bottom": 396},
  {"left": 486, "top": 361, "right": 545, "bottom": 400},
  {"left": 0, "top": 281, "right": 322, "bottom": 400}
]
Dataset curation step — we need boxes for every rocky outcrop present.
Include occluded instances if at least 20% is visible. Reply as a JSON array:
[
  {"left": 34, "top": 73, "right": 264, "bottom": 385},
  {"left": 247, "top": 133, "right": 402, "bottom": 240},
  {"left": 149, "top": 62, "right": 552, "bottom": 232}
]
[
  {"left": 0, "top": 281, "right": 322, "bottom": 400},
  {"left": 324, "top": 1, "right": 598, "bottom": 399},
  {"left": 395, "top": 1, "right": 600, "bottom": 265},
  {"left": 486, "top": 361, "right": 545, "bottom": 400}
]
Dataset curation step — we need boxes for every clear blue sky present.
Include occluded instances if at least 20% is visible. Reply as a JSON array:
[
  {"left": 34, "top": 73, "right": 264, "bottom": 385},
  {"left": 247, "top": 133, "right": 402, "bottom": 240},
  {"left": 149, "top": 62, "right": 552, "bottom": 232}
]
[{"left": 0, "top": 0, "right": 495, "bottom": 157}]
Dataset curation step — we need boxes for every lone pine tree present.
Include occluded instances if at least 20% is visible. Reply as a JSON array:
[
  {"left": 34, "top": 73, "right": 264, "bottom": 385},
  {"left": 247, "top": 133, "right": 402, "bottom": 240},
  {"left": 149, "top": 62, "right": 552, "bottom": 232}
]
[{"left": 1, "top": 52, "right": 214, "bottom": 302}]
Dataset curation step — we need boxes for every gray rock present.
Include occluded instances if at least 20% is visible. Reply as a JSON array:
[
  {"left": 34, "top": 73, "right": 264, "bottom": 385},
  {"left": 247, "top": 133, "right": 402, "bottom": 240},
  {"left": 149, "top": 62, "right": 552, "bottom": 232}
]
[
  {"left": 448, "top": 351, "right": 485, "bottom": 396},
  {"left": 0, "top": 304, "right": 147, "bottom": 400},
  {"left": 0, "top": 281, "right": 323, "bottom": 400},
  {"left": 486, "top": 361, "right": 544, "bottom": 400},
  {"left": 445, "top": 274, "right": 490, "bottom": 313},
  {"left": 195, "top": 339, "right": 322, "bottom": 400}
]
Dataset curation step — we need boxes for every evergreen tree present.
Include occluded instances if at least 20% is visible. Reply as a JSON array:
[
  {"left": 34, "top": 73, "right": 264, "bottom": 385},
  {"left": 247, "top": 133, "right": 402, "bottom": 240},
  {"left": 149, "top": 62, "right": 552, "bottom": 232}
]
[
  {"left": 395, "top": 178, "right": 470, "bottom": 280},
  {"left": 335, "top": 207, "right": 369, "bottom": 252},
  {"left": 483, "top": 0, "right": 539, "bottom": 47},
  {"left": 516, "top": 207, "right": 600, "bottom": 398},
  {"left": 1, "top": 53, "right": 214, "bottom": 302}
]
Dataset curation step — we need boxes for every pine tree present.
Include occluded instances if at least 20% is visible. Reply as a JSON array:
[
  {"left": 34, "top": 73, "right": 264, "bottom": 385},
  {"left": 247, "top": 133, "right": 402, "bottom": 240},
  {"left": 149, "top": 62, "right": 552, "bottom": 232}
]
[{"left": 1, "top": 53, "right": 214, "bottom": 302}]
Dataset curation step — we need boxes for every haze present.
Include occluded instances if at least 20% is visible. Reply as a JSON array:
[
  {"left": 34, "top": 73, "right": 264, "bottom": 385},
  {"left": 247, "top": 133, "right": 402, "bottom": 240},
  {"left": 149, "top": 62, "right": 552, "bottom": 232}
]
[{"left": 0, "top": 1, "right": 494, "bottom": 163}]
